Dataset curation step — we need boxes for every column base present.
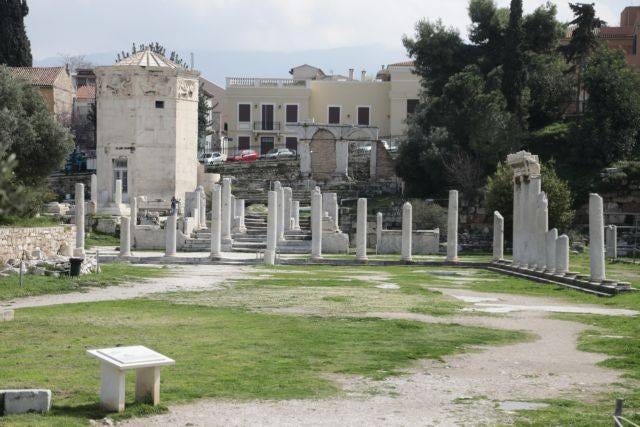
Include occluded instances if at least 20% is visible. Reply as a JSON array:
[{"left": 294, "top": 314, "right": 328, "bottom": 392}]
[
  {"left": 446, "top": 256, "right": 459, "bottom": 262},
  {"left": 164, "top": 251, "right": 177, "bottom": 257},
  {"left": 209, "top": 254, "right": 221, "bottom": 261},
  {"left": 311, "top": 253, "right": 323, "bottom": 261},
  {"left": 401, "top": 256, "right": 412, "bottom": 262},
  {"left": 264, "top": 249, "right": 276, "bottom": 265}
]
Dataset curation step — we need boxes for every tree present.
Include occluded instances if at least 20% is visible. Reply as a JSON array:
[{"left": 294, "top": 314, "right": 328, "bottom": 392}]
[
  {"left": 560, "top": 3, "right": 605, "bottom": 111},
  {"left": 0, "top": 66, "right": 73, "bottom": 214},
  {"left": 502, "top": 0, "right": 527, "bottom": 126},
  {"left": 526, "top": 53, "right": 574, "bottom": 129},
  {"left": 485, "top": 160, "right": 574, "bottom": 239},
  {"left": 468, "top": 0, "right": 508, "bottom": 72},
  {"left": 0, "top": 0, "right": 32, "bottom": 66},
  {"left": 197, "top": 87, "right": 216, "bottom": 150},
  {"left": 523, "top": 3, "right": 564, "bottom": 54}
]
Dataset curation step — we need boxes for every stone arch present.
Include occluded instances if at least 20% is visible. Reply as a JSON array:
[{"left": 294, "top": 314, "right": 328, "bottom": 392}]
[
  {"left": 345, "top": 129, "right": 372, "bottom": 181},
  {"left": 310, "top": 129, "right": 336, "bottom": 181}
]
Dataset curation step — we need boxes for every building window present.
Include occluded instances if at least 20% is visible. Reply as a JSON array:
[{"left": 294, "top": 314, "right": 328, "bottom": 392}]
[
  {"left": 238, "top": 104, "right": 251, "bottom": 122},
  {"left": 357, "top": 106, "right": 370, "bottom": 126},
  {"left": 261, "top": 104, "right": 275, "bottom": 130},
  {"left": 328, "top": 106, "right": 340, "bottom": 124},
  {"left": 260, "top": 136, "right": 274, "bottom": 154},
  {"left": 238, "top": 136, "right": 250, "bottom": 150},
  {"left": 112, "top": 158, "right": 128, "bottom": 196},
  {"left": 406, "top": 99, "right": 419, "bottom": 115},
  {"left": 285, "top": 104, "right": 298, "bottom": 123},
  {"left": 155, "top": 100, "right": 164, "bottom": 109},
  {"left": 285, "top": 137, "right": 298, "bottom": 151}
]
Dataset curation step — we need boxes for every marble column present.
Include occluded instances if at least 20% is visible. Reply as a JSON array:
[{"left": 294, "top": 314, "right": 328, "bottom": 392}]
[
  {"left": 292, "top": 201, "right": 300, "bottom": 230},
  {"left": 114, "top": 179, "right": 123, "bottom": 205},
  {"left": 265, "top": 190, "right": 277, "bottom": 265},
  {"left": 130, "top": 196, "right": 138, "bottom": 248},
  {"left": 446, "top": 190, "right": 459, "bottom": 262},
  {"left": 401, "top": 202, "right": 412, "bottom": 261},
  {"left": 311, "top": 188, "right": 322, "bottom": 260},
  {"left": 236, "top": 198, "right": 246, "bottom": 232},
  {"left": 198, "top": 186, "right": 206, "bottom": 229},
  {"left": 276, "top": 185, "right": 285, "bottom": 242},
  {"left": 298, "top": 141, "right": 311, "bottom": 177},
  {"left": 230, "top": 195, "right": 236, "bottom": 230},
  {"left": 119, "top": 216, "right": 131, "bottom": 257},
  {"left": 605, "top": 225, "right": 617, "bottom": 260},
  {"left": 356, "top": 198, "right": 368, "bottom": 261},
  {"left": 75, "top": 183, "right": 85, "bottom": 257},
  {"left": 324, "top": 193, "right": 339, "bottom": 230},
  {"left": 535, "top": 192, "right": 548, "bottom": 271},
  {"left": 589, "top": 193, "right": 606, "bottom": 282},
  {"left": 556, "top": 234, "right": 570, "bottom": 275},
  {"left": 335, "top": 140, "right": 349, "bottom": 177},
  {"left": 91, "top": 174, "right": 98, "bottom": 206},
  {"left": 493, "top": 211, "right": 504, "bottom": 261},
  {"left": 283, "top": 187, "right": 293, "bottom": 232},
  {"left": 545, "top": 228, "right": 558, "bottom": 274},
  {"left": 165, "top": 212, "right": 177, "bottom": 256},
  {"left": 210, "top": 184, "right": 222, "bottom": 259},
  {"left": 221, "top": 178, "right": 233, "bottom": 248},
  {"left": 376, "top": 212, "right": 383, "bottom": 251},
  {"left": 518, "top": 179, "right": 529, "bottom": 267},
  {"left": 512, "top": 179, "right": 520, "bottom": 266}
]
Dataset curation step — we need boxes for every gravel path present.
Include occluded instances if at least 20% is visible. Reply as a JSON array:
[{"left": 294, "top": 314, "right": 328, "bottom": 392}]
[
  {"left": 1, "top": 264, "right": 253, "bottom": 310},
  {"left": 121, "top": 288, "right": 628, "bottom": 426}
]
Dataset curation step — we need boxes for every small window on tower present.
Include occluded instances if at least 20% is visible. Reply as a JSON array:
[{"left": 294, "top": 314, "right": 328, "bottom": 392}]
[{"left": 155, "top": 101, "right": 164, "bottom": 109}]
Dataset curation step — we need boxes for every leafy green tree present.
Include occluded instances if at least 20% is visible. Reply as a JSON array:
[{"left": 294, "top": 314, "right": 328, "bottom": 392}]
[
  {"left": 0, "top": 66, "right": 73, "bottom": 214},
  {"left": 0, "top": 0, "right": 32, "bottom": 66},
  {"left": 468, "top": 0, "right": 508, "bottom": 72},
  {"left": 402, "top": 20, "right": 473, "bottom": 96},
  {"left": 485, "top": 161, "right": 574, "bottom": 239},
  {"left": 526, "top": 53, "right": 574, "bottom": 129},
  {"left": 523, "top": 3, "right": 564, "bottom": 53},
  {"left": 197, "top": 87, "right": 218, "bottom": 151},
  {"left": 502, "top": 0, "right": 527, "bottom": 126}
]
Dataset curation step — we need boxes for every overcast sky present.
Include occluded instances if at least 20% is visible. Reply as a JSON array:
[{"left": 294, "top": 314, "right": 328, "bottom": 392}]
[{"left": 25, "top": 0, "right": 635, "bottom": 83}]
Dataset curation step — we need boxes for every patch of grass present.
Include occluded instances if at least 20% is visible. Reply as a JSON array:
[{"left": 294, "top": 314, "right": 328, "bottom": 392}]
[
  {"left": 0, "top": 300, "right": 527, "bottom": 424},
  {"left": 0, "top": 216, "right": 62, "bottom": 227},
  {"left": 0, "top": 263, "right": 168, "bottom": 301},
  {"left": 322, "top": 295, "right": 351, "bottom": 303},
  {"left": 85, "top": 230, "right": 119, "bottom": 248}
]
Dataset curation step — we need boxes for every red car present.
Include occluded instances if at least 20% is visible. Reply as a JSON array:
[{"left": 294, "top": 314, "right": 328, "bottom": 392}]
[{"left": 227, "top": 149, "right": 259, "bottom": 162}]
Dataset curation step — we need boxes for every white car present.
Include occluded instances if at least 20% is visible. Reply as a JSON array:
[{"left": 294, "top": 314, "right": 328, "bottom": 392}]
[
  {"left": 200, "top": 152, "right": 225, "bottom": 165},
  {"left": 264, "top": 148, "right": 297, "bottom": 160}
]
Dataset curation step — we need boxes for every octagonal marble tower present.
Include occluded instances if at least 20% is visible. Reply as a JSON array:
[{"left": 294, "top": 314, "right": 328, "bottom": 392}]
[{"left": 95, "top": 49, "right": 200, "bottom": 209}]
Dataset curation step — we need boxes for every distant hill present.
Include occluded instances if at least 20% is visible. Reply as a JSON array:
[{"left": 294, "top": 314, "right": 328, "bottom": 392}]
[{"left": 34, "top": 45, "right": 409, "bottom": 86}]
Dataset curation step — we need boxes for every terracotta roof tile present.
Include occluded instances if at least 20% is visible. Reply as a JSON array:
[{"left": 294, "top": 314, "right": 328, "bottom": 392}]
[
  {"left": 8, "top": 66, "right": 66, "bottom": 86},
  {"left": 76, "top": 85, "right": 95, "bottom": 99},
  {"left": 599, "top": 26, "right": 635, "bottom": 38},
  {"left": 388, "top": 60, "right": 414, "bottom": 67}
]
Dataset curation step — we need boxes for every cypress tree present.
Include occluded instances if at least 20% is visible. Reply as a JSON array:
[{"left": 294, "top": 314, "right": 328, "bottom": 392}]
[
  {"left": 0, "top": 0, "right": 33, "bottom": 67},
  {"left": 502, "top": 0, "right": 527, "bottom": 127}
]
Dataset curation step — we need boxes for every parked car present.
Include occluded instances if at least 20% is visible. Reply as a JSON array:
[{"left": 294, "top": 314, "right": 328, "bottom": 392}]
[
  {"left": 264, "top": 147, "right": 297, "bottom": 160},
  {"left": 227, "top": 149, "right": 259, "bottom": 162},
  {"left": 200, "top": 152, "right": 225, "bottom": 165}
]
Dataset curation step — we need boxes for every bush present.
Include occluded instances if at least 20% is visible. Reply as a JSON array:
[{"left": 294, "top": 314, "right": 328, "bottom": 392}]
[
  {"left": 485, "top": 160, "right": 574, "bottom": 239},
  {"left": 410, "top": 199, "right": 447, "bottom": 232}
]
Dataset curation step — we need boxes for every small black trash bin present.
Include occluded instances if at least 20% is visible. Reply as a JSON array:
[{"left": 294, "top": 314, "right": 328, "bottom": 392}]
[{"left": 69, "top": 257, "right": 83, "bottom": 277}]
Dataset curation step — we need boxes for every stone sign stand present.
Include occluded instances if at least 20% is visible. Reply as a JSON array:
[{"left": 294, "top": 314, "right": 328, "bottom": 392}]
[
  {"left": 210, "top": 184, "right": 222, "bottom": 260},
  {"left": 311, "top": 188, "right": 323, "bottom": 260},
  {"left": 355, "top": 198, "right": 368, "bottom": 262},
  {"left": 401, "top": 202, "right": 412, "bottom": 262},
  {"left": 265, "top": 190, "right": 277, "bottom": 265},
  {"left": 74, "top": 183, "right": 85, "bottom": 258},
  {"left": 493, "top": 211, "right": 504, "bottom": 261},
  {"left": 446, "top": 190, "right": 458, "bottom": 262}
]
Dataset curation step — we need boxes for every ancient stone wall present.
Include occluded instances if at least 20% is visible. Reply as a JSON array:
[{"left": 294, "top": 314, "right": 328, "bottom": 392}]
[
  {"left": 0, "top": 225, "right": 76, "bottom": 262},
  {"left": 47, "top": 172, "right": 93, "bottom": 200}
]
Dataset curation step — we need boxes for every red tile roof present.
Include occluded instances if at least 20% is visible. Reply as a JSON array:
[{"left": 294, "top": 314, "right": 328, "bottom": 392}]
[
  {"left": 76, "top": 85, "right": 95, "bottom": 99},
  {"left": 599, "top": 26, "right": 635, "bottom": 38},
  {"left": 8, "top": 66, "right": 67, "bottom": 87},
  {"left": 388, "top": 60, "right": 414, "bottom": 67}
]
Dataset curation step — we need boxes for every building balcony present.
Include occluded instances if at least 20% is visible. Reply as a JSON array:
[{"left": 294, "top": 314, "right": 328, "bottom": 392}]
[
  {"left": 253, "top": 121, "right": 282, "bottom": 132},
  {"left": 226, "top": 77, "right": 310, "bottom": 88}
]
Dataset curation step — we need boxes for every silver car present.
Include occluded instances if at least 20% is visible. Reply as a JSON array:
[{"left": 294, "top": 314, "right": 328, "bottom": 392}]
[{"left": 264, "top": 148, "right": 297, "bottom": 160}]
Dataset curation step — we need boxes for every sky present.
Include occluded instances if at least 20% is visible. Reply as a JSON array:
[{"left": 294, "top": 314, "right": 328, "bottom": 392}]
[{"left": 26, "top": 0, "right": 636, "bottom": 84}]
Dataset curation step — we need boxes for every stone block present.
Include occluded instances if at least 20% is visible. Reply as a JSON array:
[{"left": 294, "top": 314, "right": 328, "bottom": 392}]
[
  {"left": 0, "top": 389, "right": 51, "bottom": 415},
  {"left": 2, "top": 309, "right": 14, "bottom": 321}
]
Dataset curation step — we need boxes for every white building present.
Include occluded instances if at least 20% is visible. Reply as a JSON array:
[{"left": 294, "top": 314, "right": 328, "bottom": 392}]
[
  {"left": 95, "top": 49, "right": 200, "bottom": 207},
  {"left": 223, "top": 62, "right": 421, "bottom": 155}
]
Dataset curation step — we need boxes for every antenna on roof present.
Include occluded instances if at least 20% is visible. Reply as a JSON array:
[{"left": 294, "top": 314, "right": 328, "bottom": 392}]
[{"left": 190, "top": 53, "right": 194, "bottom": 70}]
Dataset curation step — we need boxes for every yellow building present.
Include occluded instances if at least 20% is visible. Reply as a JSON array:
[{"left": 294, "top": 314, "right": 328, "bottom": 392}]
[
  {"left": 223, "top": 62, "right": 420, "bottom": 155},
  {"left": 8, "top": 66, "right": 74, "bottom": 123}
]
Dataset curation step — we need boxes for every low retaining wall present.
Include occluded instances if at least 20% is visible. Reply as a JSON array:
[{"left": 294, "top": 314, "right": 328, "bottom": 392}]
[
  {"left": 377, "top": 229, "right": 440, "bottom": 255},
  {"left": 0, "top": 225, "right": 76, "bottom": 262}
]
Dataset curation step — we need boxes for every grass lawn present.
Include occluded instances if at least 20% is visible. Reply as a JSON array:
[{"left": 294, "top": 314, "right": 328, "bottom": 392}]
[
  {"left": 84, "top": 231, "right": 119, "bottom": 248},
  {"left": 0, "top": 299, "right": 527, "bottom": 425},
  {"left": 0, "top": 264, "right": 168, "bottom": 301},
  {"left": 0, "top": 216, "right": 62, "bottom": 227}
]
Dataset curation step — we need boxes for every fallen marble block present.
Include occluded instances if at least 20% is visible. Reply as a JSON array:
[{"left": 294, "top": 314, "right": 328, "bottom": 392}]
[{"left": 0, "top": 389, "right": 51, "bottom": 415}]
